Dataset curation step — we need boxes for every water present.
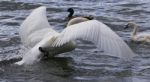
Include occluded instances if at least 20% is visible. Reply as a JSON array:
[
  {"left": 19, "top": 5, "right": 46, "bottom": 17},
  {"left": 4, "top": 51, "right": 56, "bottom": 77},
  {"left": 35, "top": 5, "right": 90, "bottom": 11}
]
[{"left": 0, "top": 0, "right": 150, "bottom": 82}]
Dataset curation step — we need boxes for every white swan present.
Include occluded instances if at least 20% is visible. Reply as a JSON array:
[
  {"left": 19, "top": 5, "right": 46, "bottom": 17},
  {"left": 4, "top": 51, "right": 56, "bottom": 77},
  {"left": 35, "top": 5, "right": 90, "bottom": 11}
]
[
  {"left": 125, "top": 22, "right": 150, "bottom": 43},
  {"left": 15, "top": 6, "right": 135, "bottom": 65}
]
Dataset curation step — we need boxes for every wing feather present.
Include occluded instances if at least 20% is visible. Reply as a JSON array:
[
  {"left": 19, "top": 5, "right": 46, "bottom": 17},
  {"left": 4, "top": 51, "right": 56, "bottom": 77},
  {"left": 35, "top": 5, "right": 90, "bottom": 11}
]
[
  {"left": 53, "top": 20, "right": 136, "bottom": 60},
  {"left": 19, "top": 6, "right": 58, "bottom": 47}
]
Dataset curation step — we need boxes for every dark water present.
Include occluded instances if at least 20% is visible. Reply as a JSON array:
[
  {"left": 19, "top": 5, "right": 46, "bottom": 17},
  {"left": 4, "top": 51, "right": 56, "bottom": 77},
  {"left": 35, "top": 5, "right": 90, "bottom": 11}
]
[{"left": 0, "top": 0, "right": 150, "bottom": 82}]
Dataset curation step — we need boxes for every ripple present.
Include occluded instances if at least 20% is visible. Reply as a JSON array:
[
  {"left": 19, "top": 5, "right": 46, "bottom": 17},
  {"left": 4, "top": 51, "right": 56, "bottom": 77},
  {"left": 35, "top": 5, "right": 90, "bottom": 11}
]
[
  {"left": 117, "top": 3, "right": 146, "bottom": 7},
  {"left": 0, "top": 1, "right": 40, "bottom": 11},
  {"left": 0, "top": 0, "right": 150, "bottom": 82}
]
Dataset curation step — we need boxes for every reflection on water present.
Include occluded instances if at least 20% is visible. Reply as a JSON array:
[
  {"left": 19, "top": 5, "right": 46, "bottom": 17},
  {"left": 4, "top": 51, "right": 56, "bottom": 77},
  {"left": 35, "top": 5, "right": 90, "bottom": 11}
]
[{"left": 0, "top": 0, "right": 150, "bottom": 82}]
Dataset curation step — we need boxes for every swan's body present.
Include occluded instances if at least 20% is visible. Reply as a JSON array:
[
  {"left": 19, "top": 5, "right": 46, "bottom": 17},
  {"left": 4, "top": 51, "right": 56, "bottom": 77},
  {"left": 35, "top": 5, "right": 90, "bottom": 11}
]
[
  {"left": 15, "top": 6, "right": 135, "bottom": 65},
  {"left": 132, "top": 32, "right": 150, "bottom": 42},
  {"left": 125, "top": 22, "right": 150, "bottom": 43}
]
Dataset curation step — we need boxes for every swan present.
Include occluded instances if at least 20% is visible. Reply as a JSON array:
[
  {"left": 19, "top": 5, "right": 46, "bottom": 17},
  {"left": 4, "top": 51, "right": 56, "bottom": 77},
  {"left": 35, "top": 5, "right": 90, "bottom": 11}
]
[
  {"left": 67, "top": 8, "right": 93, "bottom": 20},
  {"left": 125, "top": 22, "right": 150, "bottom": 43},
  {"left": 15, "top": 6, "right": 135, "bottom": 65}
]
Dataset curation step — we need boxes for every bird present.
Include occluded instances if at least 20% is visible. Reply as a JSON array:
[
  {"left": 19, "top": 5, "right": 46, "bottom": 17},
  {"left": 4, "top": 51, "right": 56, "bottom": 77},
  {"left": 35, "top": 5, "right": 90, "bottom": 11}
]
[
  {"left": 15, "top": 6, "right": 135, "bottom": 65},
  {"left": 67, "top": 8, "right": 94, "bottom": 21},
  {"left": 125, "top": 22, "right": 150, "bottom": 43}
]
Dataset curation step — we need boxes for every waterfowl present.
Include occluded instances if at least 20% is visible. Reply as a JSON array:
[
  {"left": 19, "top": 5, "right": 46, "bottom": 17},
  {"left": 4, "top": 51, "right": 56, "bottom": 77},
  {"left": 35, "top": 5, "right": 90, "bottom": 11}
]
[
  {"left": 125, "top": 22, "right": 150, "bottom": 43},
  {"left": 67, "top": 8, "right": 94, "bottom": 20},
  {"left": 15, "top": 6, "right": 135, "bottom": 65}
]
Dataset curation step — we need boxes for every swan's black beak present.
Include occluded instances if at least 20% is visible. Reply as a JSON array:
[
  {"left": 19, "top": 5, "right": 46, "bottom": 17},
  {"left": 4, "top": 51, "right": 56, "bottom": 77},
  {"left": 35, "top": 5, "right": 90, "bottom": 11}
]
[{"left": 124, "top": 25, "right": 129, "bottom": 29}]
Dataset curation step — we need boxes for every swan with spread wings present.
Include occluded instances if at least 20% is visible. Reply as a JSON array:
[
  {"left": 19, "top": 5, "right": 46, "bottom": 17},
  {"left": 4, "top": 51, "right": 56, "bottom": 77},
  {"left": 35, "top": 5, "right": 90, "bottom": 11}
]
[{"left": 15, "top": 6, "right": 135, "bottom": 65}]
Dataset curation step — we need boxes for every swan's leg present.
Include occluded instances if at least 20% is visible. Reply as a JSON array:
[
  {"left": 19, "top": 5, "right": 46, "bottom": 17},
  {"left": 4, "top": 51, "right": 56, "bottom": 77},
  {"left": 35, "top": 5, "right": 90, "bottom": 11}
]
[{"left": 39, "top": 47, "right": 49, "bottom": 58}]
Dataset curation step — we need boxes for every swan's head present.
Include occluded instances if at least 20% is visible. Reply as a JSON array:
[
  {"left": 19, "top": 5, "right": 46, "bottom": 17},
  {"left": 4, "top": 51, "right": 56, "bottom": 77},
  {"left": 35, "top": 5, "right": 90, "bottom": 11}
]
[
  {"left": 67, "top": 16, "right": 94, "bottom": 26},
  {"left": 124, "top": 22, "right": 137, "bottom": 29}
]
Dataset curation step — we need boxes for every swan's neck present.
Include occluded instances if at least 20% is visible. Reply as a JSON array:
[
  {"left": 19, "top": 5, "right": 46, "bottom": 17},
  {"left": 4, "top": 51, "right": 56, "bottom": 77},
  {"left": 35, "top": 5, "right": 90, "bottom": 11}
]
[{"left": 132, "top": 26, "right": 138, "bottom": 36}]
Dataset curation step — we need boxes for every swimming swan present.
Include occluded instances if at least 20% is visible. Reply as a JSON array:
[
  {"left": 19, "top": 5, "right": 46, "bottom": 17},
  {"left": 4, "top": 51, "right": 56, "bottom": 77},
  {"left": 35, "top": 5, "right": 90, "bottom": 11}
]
[
  {"left": 15, "top": 6, "right": 135, "bottom": 65},
  {"left": 125, "top": 22, "right": 150, "bottom": 43}
]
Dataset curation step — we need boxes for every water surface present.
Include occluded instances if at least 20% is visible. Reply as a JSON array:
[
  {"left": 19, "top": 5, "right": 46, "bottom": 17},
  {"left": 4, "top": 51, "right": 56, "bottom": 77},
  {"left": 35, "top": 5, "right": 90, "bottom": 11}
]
[{"left": 0, "top": 0, "right": 150, "bottom": 82}]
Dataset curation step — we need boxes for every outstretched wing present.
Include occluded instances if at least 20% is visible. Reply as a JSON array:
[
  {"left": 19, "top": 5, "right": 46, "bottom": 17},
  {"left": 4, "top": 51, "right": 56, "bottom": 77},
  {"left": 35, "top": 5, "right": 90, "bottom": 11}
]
[
  {"left": 53, "top": 20, "right": 136, "bottom": 60},
  {"left": 19, "top": 6, "right": 58, "bottom": 47}
]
